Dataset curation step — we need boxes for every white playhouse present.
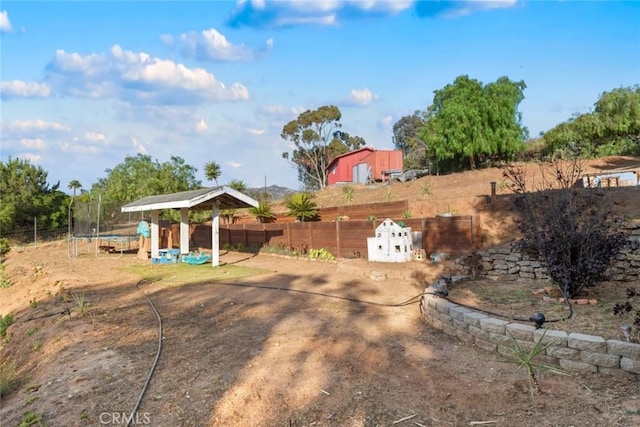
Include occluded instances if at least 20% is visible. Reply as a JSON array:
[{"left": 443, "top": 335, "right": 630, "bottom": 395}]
[{"left": 367, "top": 219, "right": 413, "bottom": 263}]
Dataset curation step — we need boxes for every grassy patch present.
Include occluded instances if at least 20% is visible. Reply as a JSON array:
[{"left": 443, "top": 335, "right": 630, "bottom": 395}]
[
  {"left": 123, "top": 262, "right": 268, "bottom": 287},
  {"left": 0, "top": 362, "right": 21, "bottom": 398},
  {"left": 0, "top": 313, "right": 14, "bottom": 337}
]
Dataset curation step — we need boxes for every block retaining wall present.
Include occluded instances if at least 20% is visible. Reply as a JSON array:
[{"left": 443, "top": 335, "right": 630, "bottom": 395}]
[
  {"left": 420, "top": 288, "right": 640, "bottom": 378},
  {"left": 472, "top": 221, "right": 640, "bottom": 282}
]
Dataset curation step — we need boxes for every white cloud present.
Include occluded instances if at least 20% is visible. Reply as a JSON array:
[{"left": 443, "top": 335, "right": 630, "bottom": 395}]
[
  {"left": 228, "top": 0, "right": 412, "bottom": 28},
  {"left": 159, "top": 34, "right": 174, "bottom": 46},
  {"left": 179, "top": 28, "right": 271, "bottom": 62},
  {"left": 45, "top": 45, "right": 250, "bottom": 105},
  {"left": 131, "top": 137, "right": 148, "bottom": 154},
  {"left": 246, "top": 128, "right": 265, "bottom": 135},
  {"left": 441, "top": 0, "right": 518, "bottom": 18},
  {"left": 0, "top": 10, "right": 13, "bottom": 33},
  {"left": 0, "top": 80, "right": 51, "bottom": 99},
  {"left": 195, "top": 118, "right": 208, "bottom": 132},
  {"left": 226, "top": 161, "right": 242, "bottom": 168},
  {"left": 20, "top": 138, "right": 45, "bottom": 150},
  {"left": 22, "top": 153, "right": 42, "bottom": 163},
  {"left": 343, "top": 88, "right": 379, "bottom": 106},
  {"left": 85, "top": 131, "right": 107, "bottom": 142},
  {"left": 60, "top": 140, "right": 100, "bottom": 154},
  {"left": 379, "top": 115, "right": 393, "bottom": 128},
  {"left": 2, "top": 119, "right": 70, "bottom": 133}
]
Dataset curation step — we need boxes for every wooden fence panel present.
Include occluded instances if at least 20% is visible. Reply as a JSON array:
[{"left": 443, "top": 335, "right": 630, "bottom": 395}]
[
  {"left": 423, "top": 216, "right": 473, "bottom": 255},
  {"left": 288, "top": 222, "right": 311, "bottom": 250},
  {"left": 263, "top": 223, "right": 287, "bottom": 247},
  {"left": 309, "top": 222, "right": 338, "bottom": 256}
]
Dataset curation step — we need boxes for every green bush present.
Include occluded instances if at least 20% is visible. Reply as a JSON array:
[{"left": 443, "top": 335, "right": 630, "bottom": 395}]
[
  {"left": 0, "top": 238, "right": 10, "bottom": 257},
  {"left": 0, "top": 313, "right": 14, "bottom": 338}
]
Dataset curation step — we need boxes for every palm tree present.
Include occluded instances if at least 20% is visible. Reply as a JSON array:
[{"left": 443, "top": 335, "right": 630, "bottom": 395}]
[
  {"left": 285, "top": 193, "right": 319, "bottom": 222},
  {"left": 204, "top": 161, "right": 221, "bottom": 186},
  {"left": 68, "top": 180, "right": 82, "bottom": 198}
]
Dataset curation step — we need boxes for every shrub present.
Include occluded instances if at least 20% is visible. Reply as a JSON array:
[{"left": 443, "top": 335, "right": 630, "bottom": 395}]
[
  {"left": 249, "top": 201, "right": 276, "bottom": 223},
  {"left": 503, "top": 159, "right": 628, "bottom": 298},
  {"left": 0, "top": 238, "right": 10, "bottom": 258},
  {"left": 0, "top": 313, "right": 14, "bottom": 337},
  {"left": 285, "top": 193, "right": 319, "bottom": 222},
  {"left": 0, "top": 362, "right": 20, "bottom": 398},
  {"left": 342, "top": 185, "right": 355, "bottom": 205}
]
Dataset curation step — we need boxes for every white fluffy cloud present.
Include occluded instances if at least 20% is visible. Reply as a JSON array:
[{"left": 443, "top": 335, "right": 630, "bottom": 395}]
[
  {"left": 1, "top": 119, "right": 70, "bottom": 133},
  {"left": 246, "top": 128, "right": 265, "bottom": 135},
  {"left": 131, "top": 137, "right": 148, "bottom": 154},
  {"left": 85, "top": 131, "right": 107, "bottom": 142},
  {"left": 45, "top": 45, "right": 250, "bottom": 105},
  {"left": 20, "top": 138, "right": 45, "bottom": 150},
  {"left": 228, "top": 0, "right": 413, "bottom": 28},
  {"left": 0, "top": 10, "right": 12, "bottom": 33},
  {"left": 0, "top": 81, "right": 51, "bottom": 99},
  {"left": 343, "top": 88, "right": 379, "bottom": 106},
  {"left": 179, "top": 28, "right": 271, "bottom": 62}
]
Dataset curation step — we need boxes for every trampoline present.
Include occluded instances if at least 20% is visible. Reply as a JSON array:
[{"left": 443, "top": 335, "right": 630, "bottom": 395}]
[{"left": 68, "top": 233, "right": 138, "bottom": 256}]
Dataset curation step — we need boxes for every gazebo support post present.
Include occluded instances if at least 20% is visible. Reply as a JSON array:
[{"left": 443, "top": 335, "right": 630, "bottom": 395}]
[
  {"left": 180, "top": 208, "right": 189, "bottom": 255},
  {"left": 211, "top": 202, "right": 220, "bottom": 267},
  {"left": 150, "top": 210, "right": 160, "bottom": 259}
]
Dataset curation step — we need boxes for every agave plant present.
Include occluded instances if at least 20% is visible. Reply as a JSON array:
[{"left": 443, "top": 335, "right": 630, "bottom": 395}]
[
  {"left": 285, "top": 193, "right": 319, "bottom": 222},
  {"left": 249, "top": 201, "right": 277, "bottom": 223}
]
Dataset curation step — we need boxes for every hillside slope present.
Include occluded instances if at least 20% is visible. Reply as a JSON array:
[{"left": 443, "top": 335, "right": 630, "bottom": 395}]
[{"left": 263, "top": 156, "right": 640, "bottom": 246}]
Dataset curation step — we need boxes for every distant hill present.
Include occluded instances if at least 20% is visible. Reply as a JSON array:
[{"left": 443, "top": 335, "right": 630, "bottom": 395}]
[{"left": 246, "top": 185, "right": 297, "bottom": 202}]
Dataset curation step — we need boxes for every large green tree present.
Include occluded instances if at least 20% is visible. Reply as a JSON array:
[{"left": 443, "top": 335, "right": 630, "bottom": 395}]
[
  {"left": 281, "top": 105, "right": 365, "bottom": 190},
  {"left": 392, "top": 111, "right": 428, "bottom": 170},
  {"left": 420, "top": 75, "right": 528, "bottom": 172},
  {"left": 0, "top": 157, "right": 69, "bottom": 233},
  {"left": 542, "top": 85, "right": 640, "bottom": 158},
  {"left": 92, "top": 154, "right": 200, "bottom": 206}
]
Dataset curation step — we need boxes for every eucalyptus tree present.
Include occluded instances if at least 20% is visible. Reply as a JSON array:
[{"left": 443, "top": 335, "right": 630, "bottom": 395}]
[
  {"left": 281, "top": 105, "right": 365, "bottom": 190},
  {"left": 392, "top": 111, "right": 428, "bottom": 170}
]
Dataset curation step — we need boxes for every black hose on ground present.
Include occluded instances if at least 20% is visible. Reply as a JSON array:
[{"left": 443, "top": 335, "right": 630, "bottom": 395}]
[{"left": 126, "top": 280, "right": 163, "bottom": 427}]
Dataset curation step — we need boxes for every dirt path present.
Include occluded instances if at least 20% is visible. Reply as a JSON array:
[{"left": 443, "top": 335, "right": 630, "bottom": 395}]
[{"left": 1, "top": 241, "right": 639, "bottom": 426}]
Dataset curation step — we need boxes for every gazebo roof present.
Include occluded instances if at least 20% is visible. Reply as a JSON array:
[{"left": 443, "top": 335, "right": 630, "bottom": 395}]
[{"left": 121, "top": 186, "right": 259, "bottom": 213}]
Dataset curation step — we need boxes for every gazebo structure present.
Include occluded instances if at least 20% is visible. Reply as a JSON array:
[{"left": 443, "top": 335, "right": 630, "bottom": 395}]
[{"left": 121, "top": 187, "right": 259, "bottom": 266}]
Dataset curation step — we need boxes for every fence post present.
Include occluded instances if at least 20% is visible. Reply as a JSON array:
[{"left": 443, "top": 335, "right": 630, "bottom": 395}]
[
  {"left": 286, "top": 223, "right": 291, "bottom": 248},
  {"left": 243, "top": 225, "right": 248, "bottom": 247},
  {"left": 336, "top": 220, "right": 341, "bottom": 258}
]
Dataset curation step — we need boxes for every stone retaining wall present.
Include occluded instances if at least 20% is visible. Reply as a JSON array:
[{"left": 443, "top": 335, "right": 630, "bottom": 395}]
[
  {"left": 471, "top": 221, "right": 640, "bottom": 282},
  {"left": 420, "top": 288, "right": 640, "bottom": 377}
]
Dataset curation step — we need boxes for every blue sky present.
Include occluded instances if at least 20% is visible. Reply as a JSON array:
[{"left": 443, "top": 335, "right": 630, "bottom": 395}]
[{"left": 1, "top": 1, "right": 639, "bottom": 193}]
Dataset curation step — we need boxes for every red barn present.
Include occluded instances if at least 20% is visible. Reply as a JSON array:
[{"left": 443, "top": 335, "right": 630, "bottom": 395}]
[{"left": 327, "top": 148, "right": 403, "bottom": 185}]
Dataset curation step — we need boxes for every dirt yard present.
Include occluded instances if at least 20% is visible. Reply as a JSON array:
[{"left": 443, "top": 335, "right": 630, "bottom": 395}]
[{"left": 1, "top": 241, "right": 639, "bottom": 427}]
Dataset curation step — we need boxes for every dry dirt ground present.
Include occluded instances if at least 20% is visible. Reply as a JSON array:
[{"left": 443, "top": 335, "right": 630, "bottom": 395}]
[{"left": 1, "top": 241, "right": 639, "bottom": 427}]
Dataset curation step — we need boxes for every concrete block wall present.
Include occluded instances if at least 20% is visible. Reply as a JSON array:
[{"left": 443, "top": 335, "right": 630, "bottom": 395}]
[
  {"left": 421, "top": 286, "right": 640, "bottom": 378},
  {"left": 470, "top": 221, "right": 640, "bottom": 282}
]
